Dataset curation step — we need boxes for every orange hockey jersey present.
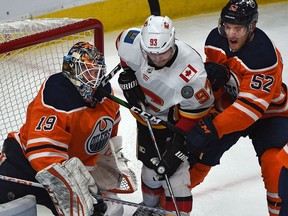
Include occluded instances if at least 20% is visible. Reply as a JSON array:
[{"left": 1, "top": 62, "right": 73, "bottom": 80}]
[
  {"left": 205, "top": 27, "right": 288, "bottom": 138},
  {"left": 8, "top": 73, "right": 120, "bottom": 172}
]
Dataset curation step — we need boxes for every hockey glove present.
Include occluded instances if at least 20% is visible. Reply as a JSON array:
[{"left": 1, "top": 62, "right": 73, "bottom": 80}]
[
  {"left": 118, "top": 68, "right": 148, "bottom": 107},
  {"left": 205, "top": 62, "right": 230, "bottom": 91},
  {"left": 186, "top": 116, "right": 219, "bottom": 153},
  {"left": 153, "top": 134, "right": 189, "bottom": 180},
  {"left": 94, "top": 82, "right": 112, "bottom": 103}
]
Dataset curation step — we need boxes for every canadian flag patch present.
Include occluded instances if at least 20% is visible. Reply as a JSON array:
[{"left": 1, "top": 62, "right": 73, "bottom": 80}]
[{"left": 179, "top": 64, "right": 197, "bottom": 83}]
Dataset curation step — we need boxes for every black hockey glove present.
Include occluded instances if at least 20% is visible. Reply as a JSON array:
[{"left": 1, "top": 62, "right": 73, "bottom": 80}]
[
  {"left": 153, "top": 134, "right": 189, "bottom": 180},
  {"left": 94, "top": 82, "right": 112, "bottom": 103},
  {"left": 118, "top": 68, "right": 148, "bottom": 108},
  {"left": 205, "top": 62, "right": 230, "bottom": 91},
  {"left": 186, "top": 116, "right": 219, "bottom": 153}
]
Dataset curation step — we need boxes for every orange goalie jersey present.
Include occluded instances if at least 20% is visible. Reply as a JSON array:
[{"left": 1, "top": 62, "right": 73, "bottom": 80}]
[
  {"left": 205, "top": 27, "right": 288, "bottom": 138},
  {"left": 8, "top": 73, "right": 120, "bottom": 172}
]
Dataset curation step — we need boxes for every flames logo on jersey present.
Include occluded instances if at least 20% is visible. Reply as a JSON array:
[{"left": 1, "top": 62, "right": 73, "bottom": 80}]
[{"left": 85, "top": 117, "right": 114, "bottom": 154}]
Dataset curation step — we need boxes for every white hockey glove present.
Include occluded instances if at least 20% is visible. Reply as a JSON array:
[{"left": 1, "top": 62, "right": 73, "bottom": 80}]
[
  {"left": 35, "top": 157, "right": 98, "bottom": 216},
  {"left": 92, "top": 136, "right": 137, "bottom": 193}
]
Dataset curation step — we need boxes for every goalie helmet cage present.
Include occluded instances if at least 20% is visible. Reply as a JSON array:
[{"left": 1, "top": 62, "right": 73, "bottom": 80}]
[{"left": 0, "top": 18, "right": 104, "bottom": 146}]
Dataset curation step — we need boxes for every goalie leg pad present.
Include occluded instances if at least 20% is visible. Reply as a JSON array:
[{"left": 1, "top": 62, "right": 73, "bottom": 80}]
[{"left": 36, "top": 157, "right": 98, "bottom": 216}]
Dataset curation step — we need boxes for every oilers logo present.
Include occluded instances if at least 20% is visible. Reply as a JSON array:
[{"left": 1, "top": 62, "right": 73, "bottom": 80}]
[{"left": 85, "top": 117, "right": 114, "bottom": 154}]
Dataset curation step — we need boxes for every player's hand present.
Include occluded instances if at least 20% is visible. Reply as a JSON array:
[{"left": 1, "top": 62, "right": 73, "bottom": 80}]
[
  {"left": 118, "top": 68, "right": 148, "bottom": 107},
  {"left": 152, "top": 134, "right": 189, "bottom": 180},
  {"left": 205, "top": 62, "right": 230, "bottom": 91},
  {"left": 94, "top": 82, "right": 112, "bottom": 103},
  {"left": 186, "top": 115, "right": 219, "bottom": 153}
]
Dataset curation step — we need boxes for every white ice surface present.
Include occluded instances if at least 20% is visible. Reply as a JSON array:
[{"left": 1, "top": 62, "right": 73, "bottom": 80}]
[{"left": 25, "top": 2, "right": 288, "bottom": 215}]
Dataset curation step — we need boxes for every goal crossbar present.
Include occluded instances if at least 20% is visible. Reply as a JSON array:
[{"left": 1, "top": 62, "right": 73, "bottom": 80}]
[{"left": 0, "top": 18, "right": 104, "bottom": 54}]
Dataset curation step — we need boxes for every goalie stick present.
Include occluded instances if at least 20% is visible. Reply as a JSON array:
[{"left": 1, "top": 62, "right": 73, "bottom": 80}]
[
  {"left": 94, "top": 194, "right": 187, "bottom": 216},
  {"left": 0, "top": 174, "right": 186, "bottom": 216}
]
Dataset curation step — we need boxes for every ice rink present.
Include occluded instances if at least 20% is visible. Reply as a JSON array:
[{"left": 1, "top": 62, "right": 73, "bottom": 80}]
[{"left": 7, "top": 1, "right": 288, "bottom": 215}]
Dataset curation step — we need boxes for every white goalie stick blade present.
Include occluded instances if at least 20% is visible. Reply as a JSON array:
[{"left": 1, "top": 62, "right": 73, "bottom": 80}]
[{"left": 93, "top": 194, "right": 188, "bottom": 216}]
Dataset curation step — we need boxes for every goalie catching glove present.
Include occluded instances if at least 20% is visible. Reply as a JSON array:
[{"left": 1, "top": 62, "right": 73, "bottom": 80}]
[
  {"left": 35, "top": 157, "right": 98, "bottom": 216},
  {"left": 118, "top": 68, "right": 148, "bottom": 108},
  {"left": 91, "top": 136, "right": 137, "bottom": 194},
  {"left": 152, "top": 134, "right": 189, "bottom": 180}
]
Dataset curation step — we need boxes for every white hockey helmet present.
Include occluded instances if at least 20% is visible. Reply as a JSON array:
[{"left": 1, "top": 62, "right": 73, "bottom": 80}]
[{"left": 140, "top": 15, "right": 175, "bottom": 54}]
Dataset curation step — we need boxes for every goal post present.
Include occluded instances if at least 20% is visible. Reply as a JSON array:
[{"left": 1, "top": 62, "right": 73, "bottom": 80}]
[{"left": 0, "top": 18, "right": 104, "bottom": 145}]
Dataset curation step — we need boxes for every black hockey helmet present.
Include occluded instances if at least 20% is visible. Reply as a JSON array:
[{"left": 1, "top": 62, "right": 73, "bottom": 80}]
[{"left": 219, "top": 0, "right": 258, "bottom": 35}]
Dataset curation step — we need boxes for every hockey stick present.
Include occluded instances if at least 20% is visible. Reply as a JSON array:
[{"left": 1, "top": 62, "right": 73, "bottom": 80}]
[
  {"left": 97, "top": 88, "right": 203, "bottom": 160},
  {"left": 99, "top": 63, "right": 121, "bottom": 88},
  {"left": 140, "top": 103, "right": 181, "bottom": 216},
  {"left": 0, "top": 174, "right": 44, "bottom": 188},
  {"left": 94, "top": 194, "right": 186, "bottom": 215},
  {"left": 96, "top": 88, "right": 187, "bottom": 137},
  {"left": 0, "top": 174, "right": 185, "bottom": 216}
]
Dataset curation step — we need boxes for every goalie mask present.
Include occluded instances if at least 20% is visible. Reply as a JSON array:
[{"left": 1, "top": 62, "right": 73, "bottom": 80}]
[
  {"left": 62, "top": 42, "right": 106, "bottom": 102},
  {"left": 140, "top": 15, "right": 175, "bottom": 55},
  {"left": 218, "top": 0, "right": 258, "bottom": 37}
]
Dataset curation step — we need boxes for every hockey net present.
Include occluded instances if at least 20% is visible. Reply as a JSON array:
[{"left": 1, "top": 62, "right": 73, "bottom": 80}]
[{"left": 0, "top": 18, "right": 104, "bottom": 147}]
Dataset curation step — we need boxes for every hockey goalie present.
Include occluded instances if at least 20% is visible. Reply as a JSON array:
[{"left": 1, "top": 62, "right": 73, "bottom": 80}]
[{"left": 0, "top": 41, "right": 137, "bottom": 216}]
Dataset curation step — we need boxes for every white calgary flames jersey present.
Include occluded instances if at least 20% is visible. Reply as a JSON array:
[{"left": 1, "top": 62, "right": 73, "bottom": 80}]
[{"left": 116, "top": 28, "right": 214, "bottom": 126}]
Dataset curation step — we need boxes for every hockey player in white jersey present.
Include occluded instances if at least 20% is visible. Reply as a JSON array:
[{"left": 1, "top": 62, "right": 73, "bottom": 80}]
[{"left": 116, "top": 15, "right": 215, "bottom": 215}]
